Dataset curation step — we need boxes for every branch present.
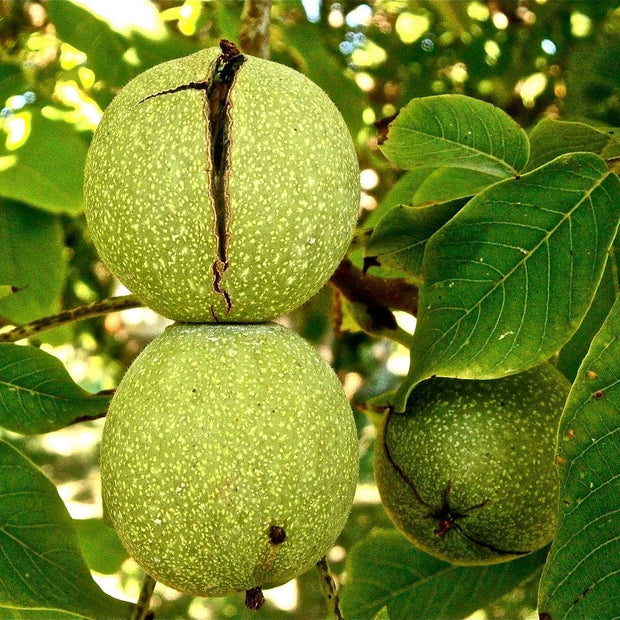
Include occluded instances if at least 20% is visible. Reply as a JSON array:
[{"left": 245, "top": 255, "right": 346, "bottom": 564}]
[
  {"left": 330, "top": 258, "right": 418, "bottom": 316},
  {"left": 0, "top": 294, "right": 142, "bottom": 343},
  {"left": 316, "top": 556, "right": 343, "bottom": 620},
  {"left": 132, "top": 574, "right": 156, "bottom": 620},
  {"left": 330, "top": 258, "right": 419, "bottom": 316},
  {"left": 239, "top": 0, "right": 272, "bottom": 59},
  {"left": 330, "top": 259, "right": 418, "bottom": 345}
]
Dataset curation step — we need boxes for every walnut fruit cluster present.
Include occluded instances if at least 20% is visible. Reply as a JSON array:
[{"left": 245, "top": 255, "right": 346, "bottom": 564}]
[{"left": 89, "top": 41, "right": 359, "bottom": 603}]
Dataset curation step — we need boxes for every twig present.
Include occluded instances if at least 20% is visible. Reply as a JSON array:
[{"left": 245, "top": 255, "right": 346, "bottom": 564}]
[
  {"left": 316, "top": 556, "right": 343, "bottom": 620},
  {"left": 239, "top": 0, "right": 272, "bottom": 59},
  {"left": 0, "top": 294, "right": 142, "bottom": 343},
  {"left": 330, "top": 258, "right": 418, "bottom": 317},
  {"left": 132, "top": 574, "right": 156, "bottom": 620},
  {"left": 334, "top": 289, "right": 412, "bottom": 347}
]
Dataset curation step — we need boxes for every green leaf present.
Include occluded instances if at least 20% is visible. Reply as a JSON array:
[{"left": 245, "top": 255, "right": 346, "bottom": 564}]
[
  {"left": 557, "top": 246, "right": 619, "bottom": 381},
  {"left": 74, "top": 519, "right": 128, "bottom": 575},
  {"left": 394, "top": 152, "right": 620, "bottom": 411},
  {"left": 340, "top": 529, "right": 548, "bottom": 620},
  {"left": 0, "top": 440, "right": 131, "bottom": 619},
  {"left": 378, "top": 95, "right": 529, "bottom": 177},
  {"left": 0, "top": 344, "right": 110, "bottom": 434},
  {"left": 48, "top": 1, "right": 202, "bottom": 91},
  {"left": 538, "top": 297, "right": 620, "bottom": 619},
  {"left": 365, "top": 198, "right": 466, "bottom": 277},
  {"left": 0, "top": 112, "right": 88, "bottom": 215},
  {"left": 0, "top": 607, "right": 82, "bottom": 619},
  {"left": 372, "top": 607, "right": 389, "bottom": 620},
  {"left": 527, "top": 119, "right": 620, "bottom": 171},
  {"left": 364, "top": 166, "right": 497, "bottom": 242},
  {"left": 0, "top": 287, "right": 18, "bottom": 302},
  {"left": 411, "top": 167, "right": 499, "bottom": 205},
  {"left": 47, "top": 2, "right": 139, "bottom": 89},
  {"left": 363, "top": 169, "right": 433, "bottom": 230},
  {"left": 339, "top": 297, "right": 412, "bottom": 348},
  {"left": 0, "top": 200, "right": 66, "bottom": 324}
]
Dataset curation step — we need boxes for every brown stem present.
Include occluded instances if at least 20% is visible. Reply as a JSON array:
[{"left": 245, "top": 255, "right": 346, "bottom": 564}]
[
  {"left": 245, "top": 587, "right": 265, "bottom": 610},
  {"left": 131, "top": 574, "right": 156, "bottom": 620},
  {"left": 330, "top": 258, "right": 418, "bottom": 316},
  {"left": 316, "top": 556, "right": 343, "bottom": 620},
  {"left": 0, "top": 294, "right": 142, "bottom": 343},
  {"left": 239, "top": 0, "right": 272, "bottom": 59}
]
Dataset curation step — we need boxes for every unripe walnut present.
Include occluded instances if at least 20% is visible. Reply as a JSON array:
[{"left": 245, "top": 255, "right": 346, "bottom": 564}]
[
  {"left": 100, "top": 323, "right": 358, "bottom": 597},
  {"left": 374, "top": 364, "right": 569, "bottom": 565},
  {"left": 84, "top": 41, "right": 359, "bottom": 322}
]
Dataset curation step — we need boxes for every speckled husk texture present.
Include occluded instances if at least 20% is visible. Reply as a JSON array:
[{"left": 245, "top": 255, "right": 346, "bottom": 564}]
[
  {"left": 85, "top": 45, "right": 360, "bottom": 322},
  {"left": 374, "top": 363, "right": 570, "bottom": 565},
  {"left": 100, "top": 323, "right": 358, "bottom": 596}
]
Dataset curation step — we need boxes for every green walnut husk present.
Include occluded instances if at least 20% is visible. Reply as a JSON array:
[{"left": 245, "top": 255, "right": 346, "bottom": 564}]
[
  {"left": 85, "top": 42, "right": 359, "bottom": 322},
  {"left": 100, "top": 323, "right": 359, "bottom": 597},
  {"left": 374, "top": 363, "right": 570, "bottom": 565}
]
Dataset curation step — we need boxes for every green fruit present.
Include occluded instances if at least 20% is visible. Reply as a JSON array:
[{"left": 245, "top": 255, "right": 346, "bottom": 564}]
[
  {"left": 374, "top": 364, "right": 570, "bottom": 565},
  {"left": 85, "top": 42, "right": 359, "bottom": 322},
  {"left": 100, "top": 323, "right": 358, "bottom": 597}
]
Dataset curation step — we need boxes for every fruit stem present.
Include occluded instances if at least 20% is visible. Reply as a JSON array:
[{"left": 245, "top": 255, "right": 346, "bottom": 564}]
[
  {"left": 316, "top": 556, "right": 343, "bottom": 620},
  {"left": 131, "top": 573, "right": 156, "bottom": 620},
  {"left": 245, "top": 587, "right": 265, "bottom": 610},
  {"left": 0, "top": 294, "right": 141, "bottom": 343}
]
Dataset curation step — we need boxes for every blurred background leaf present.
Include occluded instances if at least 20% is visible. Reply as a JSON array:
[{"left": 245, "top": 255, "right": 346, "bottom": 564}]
[
  {"left": 0, "top": 200, "right": 65, "bottom": 324},
  {"left": 74, "top": 518, "right": 129, "bottom": 575}
]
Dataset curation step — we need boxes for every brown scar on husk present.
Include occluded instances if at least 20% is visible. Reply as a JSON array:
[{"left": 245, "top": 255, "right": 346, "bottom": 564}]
[
  {"left": 269, "top": 525, "right": 287, "bottom": 544},
  {"left": 205, "top": 40, "right": 245, "bottom": 314},
  {"left": 135, "top": 40, "right": 245, "bottom": 315}
]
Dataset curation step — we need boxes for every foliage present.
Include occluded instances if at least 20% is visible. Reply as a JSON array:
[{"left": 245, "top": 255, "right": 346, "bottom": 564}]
[
  {"left": 539, "top": 296, "right": 620, "bottom": 619},
  {"left": 0, "top": 440, "right": 131, "bottom": 619},
  {"left": 341, "top": 530, "right": 549, "bottom": 620},
  {"left": 0, "top": 1, "right": 618, "bottom": 619}
]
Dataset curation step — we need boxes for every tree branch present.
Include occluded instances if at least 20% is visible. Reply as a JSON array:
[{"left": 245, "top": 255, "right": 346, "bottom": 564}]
[
  {"left": 330, "top": 258, "right": 419, "bottom": 316},
  {"left": 0, "top": 294, "right": 142, "bottom": 343},
  {"left": 316, "top": 556, "right": 343, "bottom": 620},
  {"left": 239, "top": 0, "right": 272, "bottom": 59},
  {"left": 330, "top": 259, "right": 418, "bottom": 345}
]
